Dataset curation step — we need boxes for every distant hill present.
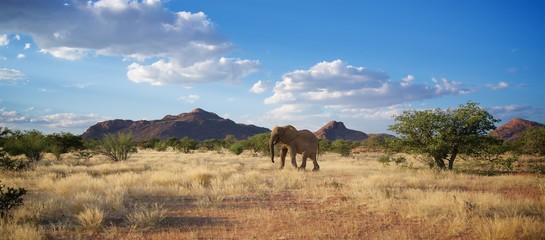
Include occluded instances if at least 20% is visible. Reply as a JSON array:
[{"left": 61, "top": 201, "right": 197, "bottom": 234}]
[
  {"left": 491, "top": 118, "right": 544, "bottom": 141},
  {"left": 314, "top": 121, "right": 368, "bottom": 141},
  {"left": 82, "top": 108, "right": 270, "bottom": 141}
]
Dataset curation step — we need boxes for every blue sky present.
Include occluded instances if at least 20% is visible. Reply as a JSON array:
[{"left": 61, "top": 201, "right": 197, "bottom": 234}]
[{"left": 1, "top": 0, "right": 544, "bottom": 134}]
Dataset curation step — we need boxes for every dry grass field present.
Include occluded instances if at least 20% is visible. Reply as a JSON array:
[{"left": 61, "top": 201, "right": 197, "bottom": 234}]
[{"left": 1, "top": 149, "right": 544, "bottom": 239}]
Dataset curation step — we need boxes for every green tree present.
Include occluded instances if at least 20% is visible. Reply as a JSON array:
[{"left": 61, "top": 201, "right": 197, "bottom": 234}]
[
  {"left": 47, "top": 132, "right": 83, "bottom": 160},
  {"left": 331, "top": 139, "right": 352, "bottom": 157},
  {"left": 3, "top": 130, "right": 48, "bottom": 161},
  {"left": 229, "top": 140, "right": 246, "bottom": 155},
  {"left": 318, "top": 139, "right": 332, "bottom": 153},
  {"left": 176, "top": 137, "right": 198, "bottom": 153},
  {"left": 245, "top": 132, "right": 270, "bottom": 155},
  {"left": 389, "top": 102, "right": 499, "bottom": 170},
  {"left": 514, "top": 126, "right": 545, "bottom": 156},
  {"left": 198, "top": 139, "right": 224, "bottom": 152},
  {"left": 97, "top": 132, "right": 137, "bottom": 161}
]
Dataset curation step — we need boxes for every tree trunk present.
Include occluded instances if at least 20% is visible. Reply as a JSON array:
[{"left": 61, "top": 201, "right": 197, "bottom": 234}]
[{"left": 448, "top": 144, "right": 459, "bottom": 170}]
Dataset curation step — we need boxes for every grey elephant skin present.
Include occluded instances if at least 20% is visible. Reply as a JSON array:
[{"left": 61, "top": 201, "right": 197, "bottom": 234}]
[{"left": 269, "top": 125, "right": 320, "bottom": 171}]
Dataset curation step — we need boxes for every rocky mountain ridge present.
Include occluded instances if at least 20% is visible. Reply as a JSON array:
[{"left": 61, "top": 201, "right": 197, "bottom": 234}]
[
  {"left": 491, "top": 118, "right": 543, "bottom": 141},
  {"left": 314, "top": 121, "right": 368, "bottom": 141},
  {"left": 82, "top": 108, "right": 270, "bottom": 141}
]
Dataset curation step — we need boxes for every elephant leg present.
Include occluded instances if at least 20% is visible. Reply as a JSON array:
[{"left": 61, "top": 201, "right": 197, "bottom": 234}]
[
  {"left": 298, "top": 155, "right": 308, "bottom": 171},
  {"left": 290, "top": 150, "right": 298, "bottom": 169},
  {"left": 311, "top": 154, "right": 320, "bottom": 171},
  {"left": 279, "top": 147, "right": 288, "bottom": 169}
]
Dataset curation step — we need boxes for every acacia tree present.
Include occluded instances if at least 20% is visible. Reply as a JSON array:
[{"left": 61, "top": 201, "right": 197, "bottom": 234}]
[{"left": 388, "top": 102, "right": 498, "bottom": 170}]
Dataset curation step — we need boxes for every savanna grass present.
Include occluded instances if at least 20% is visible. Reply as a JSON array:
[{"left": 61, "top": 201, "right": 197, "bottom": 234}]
[{"left": 1, "top": 149, "right": 543, "bottom": 239}]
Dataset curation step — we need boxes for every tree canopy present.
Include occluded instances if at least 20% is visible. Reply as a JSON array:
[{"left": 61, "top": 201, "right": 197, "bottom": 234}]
[{"left": 388, "top": 102, "right": 499, "bottom": 170}]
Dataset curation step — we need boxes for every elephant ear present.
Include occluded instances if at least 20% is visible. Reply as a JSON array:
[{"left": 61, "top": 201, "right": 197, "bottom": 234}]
[{"left": 281, "top": 125, "right": 298, "bottom": 143}]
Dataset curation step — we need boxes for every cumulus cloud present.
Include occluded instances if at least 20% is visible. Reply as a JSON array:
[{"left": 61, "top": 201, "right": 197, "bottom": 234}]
[
  {"left": 33, "top": 113, "right": 107, "bottom": 129},
  {"left": 488, "top": 105, "right": 545, "bottom": 122},
  {"left": 17, "top": 53, "right": 25, "bottom": 59},
  {"left": 0, "top": 108, "right": 26, "bottom": 123},
  {"left": 0, "top": 0, "right": 259, "bottom": 85},
  {"left": 24, "top": 43, "right": 31, "bottom": 49},
  {"left": 259, "top": 60, "right": 473, "bottom": 131},
  {"left": 249, "top": 80, "right": 270, "bottom": 94},
  {"left": 264, "top": 59, "right": 471, "bottom": 108},
  {"left": 0, "top": 34, "right": 8, "bottom": 46},
  {"left": 0, "top": 68, "right": 25, "bottom": 81},
  {"left": 487, "top": 81, "right": 508, "bottom": 90},
  {"left": 178, "top": 94, "right": 200, "bottom": 103},
  {"left": 0, "top": 107, "right": 108, "bottom": 131}
]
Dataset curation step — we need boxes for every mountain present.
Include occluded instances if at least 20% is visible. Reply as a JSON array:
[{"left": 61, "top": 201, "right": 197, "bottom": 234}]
[
  {"left": 491, "top": 118, "right": 544, "bottom": 141},
  {"left": 314, "top": 121, "right": 368, "bottom": 141},
  {"left": 82, "top": 108, "right": 270, "bottom": 141}
]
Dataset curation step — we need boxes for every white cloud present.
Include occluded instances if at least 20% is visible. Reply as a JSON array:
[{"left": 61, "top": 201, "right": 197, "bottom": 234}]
[
  {"left": 265, "top": 60, "right": 471, "bottom": 108},
  {"left": 33, "top": 113, "right": 107, "bottom": 129},
  {"left": 39, "top": 47, "right": 89, "bottom": 60},
  {"left": 329, "top": 104, "right": 411, "bottom": 120},
  {"left": 17, "top": 53, "right": 25, "bottom": 59},
  {"left": 0, "top": 68, "right": 25, "bottom": 81},
  {"left": 488, "top": 105, "right": 545, "bottom": 122},
  {"left": 0, "top": 0, "right": 259, "bottom": 85},
  {"left": 178, "top": 94, "right": 200, "bottom": 103},
  {"left": 487, "top": 81, "right": 508, "bottom": 90},
  {"left": 401, "top": 74, "right": 414, "bottom": 87},
  {"left": 0, "top": 108, "right": 27, "bottom": 123},
  {"left": 24, "top": 43, "right": 31, "bottom": 49},
  {"left": 249, "top": 80, "right": 269, "bottom": 94},
  {"left": 127, "top": 57, "right": 260, "bottom": 86},
  {"left": 0, "top": 106, "right": 108, "bottom": 131},
  {"left": 0, "top": 34, "right": 8, "bottom": 46},
  {"left": 259, "top": 60, "right": 473, "bottom": 131}
]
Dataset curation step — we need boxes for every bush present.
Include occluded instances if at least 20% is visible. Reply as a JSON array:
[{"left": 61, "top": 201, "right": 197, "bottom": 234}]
[
  {"left": 96, "top": 132, "right": 137, "bottom": 161},
  {"left": 46, "top": 132, "right": 83, "bottom": 156},
  {"left": 318, "top": 139, "right": 332, "bottom": 153},
  {"left": 198, "top": 139, "right": 224, "bottom": 152},
  {"left": 245, "top": 133, "right": 270, "bottom": 155},
  {"left": 513, "top": 126, "right": 545, "bottom": 156},
  {"left": 0, "top": 155, "right": 30, "bottom": 172},
  {"left": 175, "top": 137, "right": 198, "bottom": 153},
  {"left": 3, "top": 130, "right": 48, "bottom": 161},
  {"left": 154, "top": 140, "right": 169, "bottom": 151},
  {"left": 229, "top": 141, "right": 245, "bottom": 155},
  {"left": 331, "top": 139, "right": 352, "bottom": 157},
  {"left": 0, "top": 181, "right": 27, "bottom": 219}
]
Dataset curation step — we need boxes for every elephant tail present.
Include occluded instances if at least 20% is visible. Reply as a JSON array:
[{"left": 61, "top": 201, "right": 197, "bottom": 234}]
[{"left": 316, "top": 141, "right": 320, "bottom": 161}]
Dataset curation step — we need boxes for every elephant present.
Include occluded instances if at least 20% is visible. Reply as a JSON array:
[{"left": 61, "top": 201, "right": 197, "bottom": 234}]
[{"left": 269, "top": 125, "right": 320, "bottom": 171}]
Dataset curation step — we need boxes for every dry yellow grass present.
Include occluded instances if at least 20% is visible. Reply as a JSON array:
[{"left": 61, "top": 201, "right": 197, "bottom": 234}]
[{"left": 1, "top": 149, "right": 543, "bottom": 239}]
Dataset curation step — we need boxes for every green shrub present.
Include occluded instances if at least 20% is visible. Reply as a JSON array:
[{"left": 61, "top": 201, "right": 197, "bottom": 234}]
[
  {"left": 97, "top": 132, "right": 137, "bottom": 161},
  {"left": 331, "top": 139, "right": 352, "bottom": 157},
  {"left": 154, "top": 140, "right": 169, "bottom": 152},
  {"left": 378, "top": 153, "right": 392, "bottom": 166},
  {"left": 229, "top": 141, "right": 245, "bottom": 155},
  {"left": 0, "top": 181, "right": 27, "bottom": 219},
  {"left": 175, "top": 137, "right": 198, "bottom": 153},
  {"left": 198, "top": 139, "right": 224, "bottom": 152},
  {"left": 3, "top": 130, "right": 48, "bottom": 161},
  {"left": 46, "top": 132, "right": 83, "bottom": 155},
  {"left": 0, "top": 155, "right": 30, "bottom": 172}
]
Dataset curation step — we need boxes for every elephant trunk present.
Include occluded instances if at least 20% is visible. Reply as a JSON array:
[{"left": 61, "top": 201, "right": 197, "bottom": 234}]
[{"left": 269, "top": 137, "right": 275, "bottom": 163}]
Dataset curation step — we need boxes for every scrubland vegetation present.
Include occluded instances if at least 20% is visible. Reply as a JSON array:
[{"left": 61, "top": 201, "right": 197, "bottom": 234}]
[{"left": 0, "top": 148, "right": 544, "bottom": 239}]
